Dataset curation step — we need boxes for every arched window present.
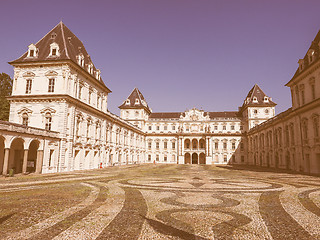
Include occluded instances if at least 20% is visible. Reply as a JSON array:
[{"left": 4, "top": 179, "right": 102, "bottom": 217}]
[
  {"left": 22, "top": 113, "right": 28, "bottom": 126},
  {"left": 45, "top": 112, "right": 52, "bottom": 130}
]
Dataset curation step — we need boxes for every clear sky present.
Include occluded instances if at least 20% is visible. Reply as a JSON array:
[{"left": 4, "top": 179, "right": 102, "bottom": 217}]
[{"left": 1, "top": 0, "right": 320, "bottom": 115}]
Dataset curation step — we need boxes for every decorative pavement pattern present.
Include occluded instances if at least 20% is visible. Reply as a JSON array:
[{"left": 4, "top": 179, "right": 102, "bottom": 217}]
[{"left": 0, "top": 164, "right": 320, "bottom": 240}]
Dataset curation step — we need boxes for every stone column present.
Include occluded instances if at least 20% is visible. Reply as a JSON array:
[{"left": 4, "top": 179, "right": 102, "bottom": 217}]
[
  {"left": 22, "top": 149, "right": 29, "bottom": 174},
  {"left": 2, "top": 148, "right": 10, "bottom": 175},
  {"left": 36, "top": 150, "right": 44, "bottom": 174}
]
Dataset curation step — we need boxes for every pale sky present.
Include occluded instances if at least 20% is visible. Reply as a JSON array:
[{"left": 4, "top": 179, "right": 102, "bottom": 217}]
[{"left": 1, "top": 0, "right": 320, "bottom": 114}]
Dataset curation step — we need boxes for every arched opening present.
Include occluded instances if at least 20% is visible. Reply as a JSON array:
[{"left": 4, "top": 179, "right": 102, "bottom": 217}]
[
  {"left": 184, "top": 139, "right": 190, "bottom": 149},
  {"left": 275, "top": 152, "right": 279, "bottom": 169},
  {"left": 199, "top": 139, "right": 205, "bottom": 150},
  {"left": 199, "top": 153, "right": 206, "bottom": 164},
  {"left": 192, "top": 139, "right": 198, "bottom": 150},
  {"left": 184, "top": 153, "right": 191, "bottom": 164},
  {"left": 286, "top": 151, "right": 290, "bottom": 170},
  {"left": 192, "top": 153, "right": 198, "bottom": 164},
  {"left": 9, "top": 138, "right": 24, "bottom": 174},
  {"left": 0, "top": 136, "right": 5, "bottom": 174},
  {"left": 260, "top": 153, "right": 263, "bottom": 166},
  {"left": 266, "top": 153, "right": 270, "bottom": 167},
  {"left": 27, "top": 140, "right": 40, "bottom": 173}
]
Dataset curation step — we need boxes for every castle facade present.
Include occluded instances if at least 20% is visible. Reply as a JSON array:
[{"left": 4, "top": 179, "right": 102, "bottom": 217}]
[{"left": 0, "top": 22, "right": 319, "bottom": 175}]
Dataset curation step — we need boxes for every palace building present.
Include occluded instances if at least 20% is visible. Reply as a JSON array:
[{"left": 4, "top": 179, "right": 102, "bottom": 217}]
[{"left": 0, "top": 22, "right": 319, "bottom": 175}]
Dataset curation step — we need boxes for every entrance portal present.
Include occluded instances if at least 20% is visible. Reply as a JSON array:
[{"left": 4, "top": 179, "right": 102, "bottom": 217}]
[
  {"left": 27, "top": 140, "right": 39, "bottom": 173},
  {"left": 184, "top": 153, "right": 191, "bottom": 164},
  {"left": 9, "top": 138, "right": 24, "bottom": 174},
  {"left": 192, "top": 153, "right": 198, "bottom": 164},
  {"left": 199, "top": 153, "right": 206, "bottom": 164},
  {"left": 0, "top": 136, "right": 4, "bottom": 174}
]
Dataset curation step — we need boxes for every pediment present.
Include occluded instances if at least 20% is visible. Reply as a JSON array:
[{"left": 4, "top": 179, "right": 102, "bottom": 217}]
[
  {"left": 40, "top": 107, "right": 56, "bottom": 114},
  {"left": 180, "top": 108, "right": 210, "bottom": 121},
  {"left": 45, "top": 70, "right": 58, "bottom": 77},
  {"left": 17, "top": 107, "right": 33, "bottom": 114},
  {"left": 22, "top": 71, "right": 35, "bottom": 78}
]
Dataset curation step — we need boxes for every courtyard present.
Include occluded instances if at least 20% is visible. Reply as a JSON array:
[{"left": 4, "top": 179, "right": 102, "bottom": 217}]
[{"left": 0, "top": 164, "right": 320, "bottom": 240}]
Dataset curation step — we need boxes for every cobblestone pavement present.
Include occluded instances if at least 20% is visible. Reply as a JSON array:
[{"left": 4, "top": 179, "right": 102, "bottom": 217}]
[{"left": 0, "top": 164, "right": 320, "bottom": 240}]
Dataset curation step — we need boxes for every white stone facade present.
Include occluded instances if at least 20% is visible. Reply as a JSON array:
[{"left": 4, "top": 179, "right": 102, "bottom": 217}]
[{"left": 1, "top": 21, "right": 319, "bottom": 176}]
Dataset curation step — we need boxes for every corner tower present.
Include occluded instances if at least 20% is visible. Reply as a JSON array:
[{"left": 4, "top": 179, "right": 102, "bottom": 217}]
[
  {"left": 119, "top": 88, "right": 151, "bottom": 129},
  {"left": 239, "top": 84, "right": 276, "bottom": 131}
]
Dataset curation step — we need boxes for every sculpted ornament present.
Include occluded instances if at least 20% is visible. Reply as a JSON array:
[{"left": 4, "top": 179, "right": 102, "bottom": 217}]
[{"left": 180, "top": 108, "right": 210, "bottom": 121}]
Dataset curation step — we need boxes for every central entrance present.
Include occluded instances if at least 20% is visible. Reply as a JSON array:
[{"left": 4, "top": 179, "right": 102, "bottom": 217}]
[{"left": 192, "top": 153, "right": 198, "bottom": 164}]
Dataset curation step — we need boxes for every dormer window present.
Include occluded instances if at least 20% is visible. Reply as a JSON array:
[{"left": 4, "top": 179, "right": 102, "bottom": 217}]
[
  {"left": 125, "top": 99, "right": 130, "bottom": 105},
  {"left": 77, "top": 54, "right": 84, "bottom": 67},
  {"left": 87, "top": 63, "right": 93, "bottom": 74},
  {"left": 27, "top": 44, "right": 38, "bottom": 58},
  {"left": 298, "top": 59, "right": 304, "bottom": 72},
  {"left": 95, "top": 69, "right": 101, "bottom": 80},
  {"left": 263, "top": 96, "right": 269, "bottom": 102},
  {"left": 307, "top": 49, "right": 315, "bottom": 63},
  {"left": 253, "top": 97, "right": 258, "bottom": 103},
  {"left": 49, "top": 42, "right": 60, "bottom": 57},
  {"left": 135, "top": 99, "right": 139, "bottom": 105}
]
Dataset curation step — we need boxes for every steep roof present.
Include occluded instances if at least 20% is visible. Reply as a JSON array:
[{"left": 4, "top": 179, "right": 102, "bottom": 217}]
[
  {"left": 119, "top": 88, "right": 151, "bottom": 113},
  {"left": 286, "top": 30, "right": 320, "bottom": 86},
  {"left": 149, "top": 111, "right": 239, "bottom": 119},
  {"left": 239, "top": 84, "right": 276, "bottom": 112},
  {"left": 9, "top": 21, "right": 110, "bottom": 92}
]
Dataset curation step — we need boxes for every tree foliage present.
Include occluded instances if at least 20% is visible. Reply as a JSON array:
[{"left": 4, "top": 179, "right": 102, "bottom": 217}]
[{"left": 0, "top": 73, "right": 13, "bottom": 121}]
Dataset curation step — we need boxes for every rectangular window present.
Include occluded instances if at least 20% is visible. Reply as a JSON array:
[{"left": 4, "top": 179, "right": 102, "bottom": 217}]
[
  {"left": 172, "top": 125, "right": 175, "bottom": 130},
  {"left": 214, "top": 126, "right": 218, "bottom": 130},
  {"left": 26, "top": 79, "right": 32, "bottom": 94},
  {"left": 30, "top": 50, "right": 34, "bottom": 57},
  {"left": 148, "top": 155, "right": 151, "bottom": 161},
  {"left": 52, "top": 48, "right": 57, "bottom": 56},
  {"left": 215, "top": 142, "right": 218, "bottom": 149},
  {"left": 301, "top": 90, "right": 305, "bottom": 105},
  {"left": 148, "top": 126, "right": 152, "bottom": 130},
  {"left": 78, "top": 86, "right": 82, "bottom": 99},
  {"left": 88, "top": 91, "right": 92, "bottom": 104},
  {"left": 311, "top": 84, "right": 316, "bottom": 100},
  {"left": 231, "top": 125, "right": 235, "bottom": 130},
  {"left": 156, "top": 142, "right": 159, "bottom": 149},
  {"left": 172, "top": 142, "right": 175, "bottom": 149},
  {"left": 223, "top": 126, "right": 226, "bottom": 130},
  {"left": 164, "top": 142, "right": 167, "bottom": 149},
  {"left": 49, "top": 149, "right": 54, "bottom": 166},
  {"left": 224, "top": 155, "right": 227, "bottom": 162},
  {"left": 240, "top": 142, "right": 244, "bottom": 151},
  {"left": 148, "top": 142, "right": 152, "bottom": 149},
  {"left": 240, "top": 125, "right": 243, "bottom": 130},
  {"left": 156, "top": 155, "right": 159, "bottom": 161},
  {"left": 241, "top": 156, "right": 245, "bottom": 162},
  {"left": 45, "top": 116, "right": 52, "bottom": 130},
  {"left": 223, "top": 142, "right": 227, "bottom": 149},
  {"left": 48, "top": 78, "right": 55, "bottom": 92},
  {"left": 232, "top": 142, "right": 235, "bottom": 150},
  {"left": 164, "top": 125, "right": 167, "bottom": 130},
  {"left": 156, "top": 126, "right": 160, "bottom": 131},
  {"left": 164, "top": 155, "right": 167, "bottom": 162}
]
